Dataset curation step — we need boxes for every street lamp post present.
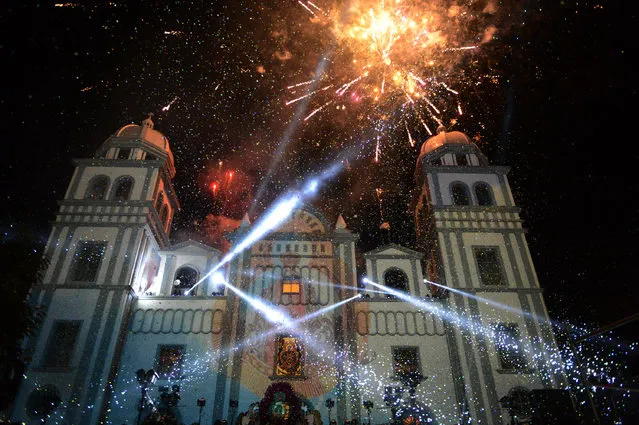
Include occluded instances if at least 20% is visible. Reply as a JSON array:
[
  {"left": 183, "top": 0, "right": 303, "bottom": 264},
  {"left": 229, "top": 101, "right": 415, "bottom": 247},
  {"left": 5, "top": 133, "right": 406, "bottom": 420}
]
[
  {"left": 363, "top": 400, "right": 374, "bottom": 425},
  {"left": 383, "top": 387, "right": 403, "bottom": 425},
  {"left": 229, "top": 399, "right": 239, "bottom": 425},
  {"left": 197, "top": 397, "right": 206, "bottom": 425},
  {"left": 401, "top": 371, "right": 426, "bottom": 408},
  {"left": 325, "top": 398, "right": 335, "bottom": 424},
  {"left": 135, "top": 369, "right": 158, "bottom": 425}
]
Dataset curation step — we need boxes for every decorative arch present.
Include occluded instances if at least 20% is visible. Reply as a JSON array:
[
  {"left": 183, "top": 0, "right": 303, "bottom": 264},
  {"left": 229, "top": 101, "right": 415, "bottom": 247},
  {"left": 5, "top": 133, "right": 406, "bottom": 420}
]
[
  {"left": 383, "top": 267, "right": 409, "bottom": 296},
  {"left": 474, "top": 182, "right": 495, "bottom": 206},
  {"left": 85, "top": 175, "right": 110, "bottom": 200},
  {"left": 172, "top": 266, "right": 199, "bottom": 296},
  {"left": 450, "top": 182, "right": 471, "bottom": 206},
  {"left": 111, "top": 176, "right": 134, "bottom": 201}
]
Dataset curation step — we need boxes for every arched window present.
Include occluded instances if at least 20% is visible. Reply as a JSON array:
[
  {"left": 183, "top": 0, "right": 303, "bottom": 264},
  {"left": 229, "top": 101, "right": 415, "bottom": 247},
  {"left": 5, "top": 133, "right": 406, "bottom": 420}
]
[
  {"left": 172, "top": 267, "right": 199, "bottom": 296},
  {"left": 451, "top": 182, "right": 471, "bottom": 206},
  {"left": 159, "top": 204, "right": 169, "bottom": 227},
  {"left": 475, "top": 182, "right": 494, "bottom": 206},
  {"left": 112, "top": 176, "right": 134, "bottom": 201},
  {"left": 155, "top": 192, "right": 164, "bottom": 212},
  {"left": 384, "top": 268, "right": 409, "bottom": 298},
  {"left": 85, "top": 175, "right": 110, "bottom": 200}
]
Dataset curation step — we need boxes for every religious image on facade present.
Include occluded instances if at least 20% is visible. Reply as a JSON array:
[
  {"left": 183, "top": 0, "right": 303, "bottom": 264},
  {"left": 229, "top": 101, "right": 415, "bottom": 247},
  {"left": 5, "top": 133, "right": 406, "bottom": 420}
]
[{"left": 9, "top": 117, "right": 572, "bottom": 425}]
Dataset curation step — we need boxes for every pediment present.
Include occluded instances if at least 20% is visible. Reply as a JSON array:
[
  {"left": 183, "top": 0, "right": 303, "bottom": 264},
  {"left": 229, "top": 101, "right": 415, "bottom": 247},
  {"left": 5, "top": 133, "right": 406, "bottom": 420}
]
[
  {"left": 363, "top": 243, "right": 423, "bottom": 259},
  {"left": 276, "top": 208, "right": 326, "bottom": 234},
  {"left": 164, "top": 239, "right": 220, "bottom": 255}
]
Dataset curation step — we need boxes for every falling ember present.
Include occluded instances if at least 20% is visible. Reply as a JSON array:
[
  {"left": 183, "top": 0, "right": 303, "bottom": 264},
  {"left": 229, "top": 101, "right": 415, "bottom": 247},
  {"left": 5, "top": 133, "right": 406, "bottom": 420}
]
[
  {"left": 374, "top": 137, "right": 381, "bottom": 163},
  {"left": 457, "top": 102, "right": 463, "bottom": 115},
  {"left": 210, "top": 182, "right": 219, "bottom": 196}
]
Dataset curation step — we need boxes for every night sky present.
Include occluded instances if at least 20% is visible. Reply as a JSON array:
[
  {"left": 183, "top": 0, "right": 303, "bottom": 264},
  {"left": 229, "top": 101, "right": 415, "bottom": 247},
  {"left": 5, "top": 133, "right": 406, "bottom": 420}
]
[{"left": 1, "top": 0, "right": 636, "bottom": 330}]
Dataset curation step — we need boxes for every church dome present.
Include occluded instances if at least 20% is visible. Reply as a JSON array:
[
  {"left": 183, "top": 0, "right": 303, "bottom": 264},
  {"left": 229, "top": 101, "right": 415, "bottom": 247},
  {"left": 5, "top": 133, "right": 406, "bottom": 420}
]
[
  {"left": 418, "top": 126, "right": 473, "bottom": 157},
  {"left": 114, "top": 115, "right": 175, "bottom": 169},
  {"left": 116, "top": 123, "right": 170, "bottom": 152}
]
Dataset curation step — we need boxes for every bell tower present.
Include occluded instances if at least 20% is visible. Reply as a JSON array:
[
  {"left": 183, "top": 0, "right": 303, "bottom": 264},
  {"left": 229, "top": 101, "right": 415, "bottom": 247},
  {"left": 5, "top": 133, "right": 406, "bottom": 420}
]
[
  {"left": 413, "top": 127, "right": 566, "bottom": 424},
  {"left": 11, "top": 116, "right": 180, "bottom": 425}
]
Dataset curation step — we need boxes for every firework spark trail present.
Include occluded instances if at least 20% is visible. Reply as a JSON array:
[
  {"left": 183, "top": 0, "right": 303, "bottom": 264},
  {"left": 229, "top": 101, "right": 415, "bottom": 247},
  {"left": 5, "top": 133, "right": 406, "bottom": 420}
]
[
  {"left": 405, "top": 120, "right": 414, "bottom": 146},
  {"left": 251, "top": 56, "right": 332, "bottom": 211},
  {"left": 304, "top": 101, "right": 333, "bottom": 121},
  {"left": 439, "top": 82, "right": 459, "bottom": 95},
  {"left": 336, "top": 74, "right": 367, "bottom": 96},
  {"left": 298, "top": 1, "right": 315, "bottom": 15},
  {"left": 162, "top": 96, "right": 179, "bottom": 112},
  {"left": 306, "top": 1, "right": 321, "bottom": 11},
  {"left": 283, "top": 0, "right": 499, "bottom": 161},
  {"left": 285, "top": 84, "right": 333, "bottom": 106},
  {"left": 287, "top": 80, "right": 316, "bottom": 89}
]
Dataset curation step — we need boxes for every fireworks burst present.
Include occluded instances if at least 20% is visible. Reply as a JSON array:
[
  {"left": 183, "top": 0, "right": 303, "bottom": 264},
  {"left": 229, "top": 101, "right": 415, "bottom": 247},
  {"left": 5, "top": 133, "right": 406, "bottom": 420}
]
[{"left": 286, "top": 0, "right": 499, "bottom": 159}]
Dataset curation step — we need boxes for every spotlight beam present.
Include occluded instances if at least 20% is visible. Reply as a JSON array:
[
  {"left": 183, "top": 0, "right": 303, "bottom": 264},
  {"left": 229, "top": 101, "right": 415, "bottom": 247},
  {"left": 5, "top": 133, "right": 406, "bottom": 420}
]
[
  {"left": 208, "top": 289, "right": 362, "bottom": 361},
  {"left": 220, "top": 279, "right": 292, "bottom": 326},
  {"left": 362, "top": 277, "right": 489, "bottom": 338},
  {"left": 186, "top": 162, "right": 344, "bottom": 295},
  {"left": 426, "top": 279, "right": 555, "bottom": 325}
]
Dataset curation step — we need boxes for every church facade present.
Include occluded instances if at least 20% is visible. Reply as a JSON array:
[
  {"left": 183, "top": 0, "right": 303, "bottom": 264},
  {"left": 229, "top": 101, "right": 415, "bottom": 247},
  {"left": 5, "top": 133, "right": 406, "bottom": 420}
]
[{"left": 10, "top": 119, "right": 568, "bottom": 425}]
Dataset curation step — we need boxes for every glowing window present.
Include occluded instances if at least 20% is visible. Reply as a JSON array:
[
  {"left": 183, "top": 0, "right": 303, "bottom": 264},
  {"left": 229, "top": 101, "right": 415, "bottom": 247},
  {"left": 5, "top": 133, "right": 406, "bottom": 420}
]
[{"left": 282, "top": 280, "right": 300, "bottom": 294}]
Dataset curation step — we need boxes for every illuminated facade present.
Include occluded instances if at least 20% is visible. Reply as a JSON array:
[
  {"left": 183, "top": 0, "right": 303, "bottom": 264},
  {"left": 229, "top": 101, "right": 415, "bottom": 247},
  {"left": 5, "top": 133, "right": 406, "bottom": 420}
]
[{"left": 11, "top": 120, "right": 567, "bottom": 425}]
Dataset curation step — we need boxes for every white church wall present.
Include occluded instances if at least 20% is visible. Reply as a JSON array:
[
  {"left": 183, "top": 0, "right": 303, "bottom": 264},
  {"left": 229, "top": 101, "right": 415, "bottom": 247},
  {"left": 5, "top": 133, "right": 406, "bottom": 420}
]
[
  {"left": 108, "top": 298, "right": 227, "bottom": 425},
  {"left": 111, "top": 227, "right": 135, "bottom": 285},
  {"left": 43, "top": 225, "right": 70, "bottom": 283},
  {"left": 354, "top": 333, "right": 458, "bottom": 425},
  {"left": 13, "top": 288, "right": 103, "bottom": 424},
  {"left": 477, "top": 295, "right": 544, "bottom": 394}
]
